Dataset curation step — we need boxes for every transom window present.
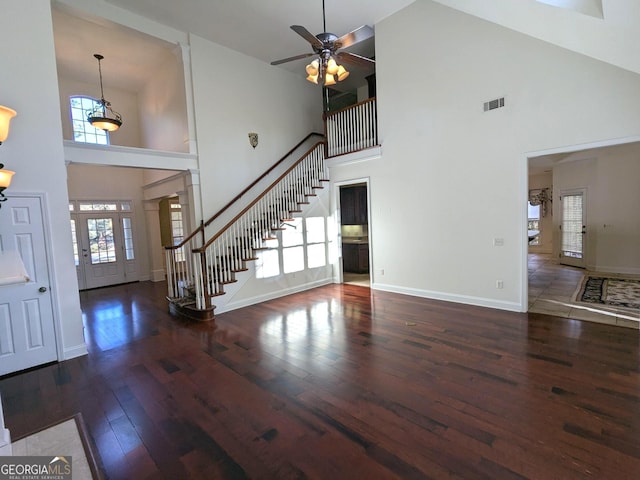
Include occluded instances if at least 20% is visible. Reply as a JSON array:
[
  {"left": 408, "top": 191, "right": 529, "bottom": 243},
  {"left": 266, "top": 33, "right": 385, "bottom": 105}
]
[
  {"left": 70, "top": 96, "right": 109, "bottom": 145},
  {"left": 72, "top": 201, "right": 131, "bottom": 212}
]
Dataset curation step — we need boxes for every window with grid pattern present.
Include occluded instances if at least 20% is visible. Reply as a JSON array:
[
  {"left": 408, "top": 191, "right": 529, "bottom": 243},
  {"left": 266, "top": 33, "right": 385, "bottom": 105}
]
[{"left": 70, "top": 96, "right": 109, "bottom": 145}]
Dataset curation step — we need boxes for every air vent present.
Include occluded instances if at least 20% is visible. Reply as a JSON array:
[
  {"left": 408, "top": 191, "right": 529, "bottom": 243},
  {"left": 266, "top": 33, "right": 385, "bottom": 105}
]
[{"left": 483, "top": 97, "right": 505, "bottom": 112}]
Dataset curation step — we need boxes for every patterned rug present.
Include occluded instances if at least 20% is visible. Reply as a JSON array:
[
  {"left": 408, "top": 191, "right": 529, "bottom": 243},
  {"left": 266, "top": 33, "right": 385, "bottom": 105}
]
[{"left": 578, "top": 276, "right": 640, "bottom": 309}]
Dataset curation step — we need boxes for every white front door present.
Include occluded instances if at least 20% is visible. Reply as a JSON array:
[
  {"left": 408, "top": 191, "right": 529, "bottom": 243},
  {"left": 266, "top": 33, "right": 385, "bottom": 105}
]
[
  {"left": 0, "top": 195, "right": 58, "bottom": 376},
  {"left": 560, "top": 190, "right": 586, "bottom": 268},
  {"left": 73, "top": 203, "right": 139, "bottom": 290}
]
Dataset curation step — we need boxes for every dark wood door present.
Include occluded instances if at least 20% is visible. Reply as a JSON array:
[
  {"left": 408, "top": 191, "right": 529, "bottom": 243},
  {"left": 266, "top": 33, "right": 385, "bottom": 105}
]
[{"left": 340, "top": 186, "right": 367, "bottom": 225}]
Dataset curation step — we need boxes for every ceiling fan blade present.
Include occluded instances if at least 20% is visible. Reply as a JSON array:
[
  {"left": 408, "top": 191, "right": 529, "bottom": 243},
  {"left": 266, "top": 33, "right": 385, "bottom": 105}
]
[
  {"left": 335, "top": 25, "right": 374, "bottom": 49},
  {"left": 336, "top": 51, "right": 375, "bottom": 68},
  {"left": 271, "top": 52, "right": 315, "bottom": 66},
  {"left": 290, "top": 25, "right": 323, "bottom": 49}
]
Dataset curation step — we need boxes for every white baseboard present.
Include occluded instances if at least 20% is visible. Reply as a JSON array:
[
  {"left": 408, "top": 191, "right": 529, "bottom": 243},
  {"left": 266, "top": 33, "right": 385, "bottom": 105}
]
[
  {"left": 588, "top": 265, "right": 640, "bottom": 276},
  {"left": 63, "top": 343, "right": 88, "bottom": 360},
  {"left": 150, "top": 269, "right": 166, "bottom": 282},
  {"left": 372, "top": 283, "right": 524, "bottom": 312},
  {"left": 217, "top": 279, "right": 333, "bottom": 314}
]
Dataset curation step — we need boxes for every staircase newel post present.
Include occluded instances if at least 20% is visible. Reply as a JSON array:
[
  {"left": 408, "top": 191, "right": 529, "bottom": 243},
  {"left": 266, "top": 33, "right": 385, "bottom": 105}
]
[
  {"left": 199, "top": 220, "right": 205, "bottom": 248},
  {"left": 198, "top": 249, "right": 211, "bottom": 310}
]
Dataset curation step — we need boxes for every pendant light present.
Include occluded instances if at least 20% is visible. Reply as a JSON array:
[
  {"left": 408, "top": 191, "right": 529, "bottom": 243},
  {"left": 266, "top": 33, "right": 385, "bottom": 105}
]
[{"left": 87, "top": 54, "right": 122, "bottom": 132}]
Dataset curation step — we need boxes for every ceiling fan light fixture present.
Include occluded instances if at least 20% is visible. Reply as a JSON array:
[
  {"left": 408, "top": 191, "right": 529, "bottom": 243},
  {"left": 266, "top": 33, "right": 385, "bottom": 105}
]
[
  {"left": 336, "top": 65, "right": 349, "bottom": 81},
  {"left": 324, "top": 74, "right": 337, "bottom": 86},
  {"left": 326, "top": 57, "right": 339, "bottom": 75},
  {"left": 306, "top": 59, "right": 319, "bottom": 76},
  {"left": 270, "top": 2, "right": 375, "bottom": 88}
]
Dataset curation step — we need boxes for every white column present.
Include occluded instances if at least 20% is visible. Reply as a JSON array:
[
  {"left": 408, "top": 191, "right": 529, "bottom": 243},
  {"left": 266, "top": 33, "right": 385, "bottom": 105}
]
[
  {"left": 179, "top": 42, "right": 198, "bottom": 155},
  {"left": 185, "top": 169, "right": 203, "bottom": 235},
  {"left": 144, "top": 201, "right": 166, "bottom": 282}
]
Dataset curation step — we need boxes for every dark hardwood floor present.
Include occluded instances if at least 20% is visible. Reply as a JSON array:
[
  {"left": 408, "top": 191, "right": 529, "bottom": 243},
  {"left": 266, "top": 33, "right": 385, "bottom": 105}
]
[{"left": 1, "top": 281, "right": 639, "bottom": 479}]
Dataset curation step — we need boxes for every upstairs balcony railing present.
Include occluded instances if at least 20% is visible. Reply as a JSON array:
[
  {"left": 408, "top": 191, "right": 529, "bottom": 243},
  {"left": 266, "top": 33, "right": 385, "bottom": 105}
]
[{"left": 324, "top": 97, "right": 378, "bottom": 157}]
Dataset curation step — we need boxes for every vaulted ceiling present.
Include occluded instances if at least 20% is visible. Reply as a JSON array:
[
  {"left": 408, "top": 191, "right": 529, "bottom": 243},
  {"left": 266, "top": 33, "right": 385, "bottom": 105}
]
[{"left": 52, "top": 0, "right": 640, "bottom": 96}]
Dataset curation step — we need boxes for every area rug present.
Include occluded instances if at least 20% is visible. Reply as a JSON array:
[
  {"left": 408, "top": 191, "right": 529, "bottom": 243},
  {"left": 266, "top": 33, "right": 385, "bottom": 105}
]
[{"left": 577, "top": 276, "right": 640, "bottom": 310}]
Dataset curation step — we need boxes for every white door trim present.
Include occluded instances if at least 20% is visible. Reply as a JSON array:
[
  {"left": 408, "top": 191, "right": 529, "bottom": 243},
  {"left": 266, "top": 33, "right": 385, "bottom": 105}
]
[{"left": 333, "top": 177, "right": 372, "bottom": 286}]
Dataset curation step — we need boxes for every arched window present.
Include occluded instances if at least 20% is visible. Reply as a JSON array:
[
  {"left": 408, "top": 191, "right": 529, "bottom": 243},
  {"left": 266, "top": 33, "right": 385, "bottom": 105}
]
[{"left": 69, "top": 96, "right": 109, "bottom": 145}]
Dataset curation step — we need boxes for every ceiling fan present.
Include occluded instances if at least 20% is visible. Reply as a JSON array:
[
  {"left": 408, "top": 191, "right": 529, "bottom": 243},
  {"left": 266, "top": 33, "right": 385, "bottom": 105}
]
[{"left": 270, "top": 0, "right": 375, "bottom": 86}]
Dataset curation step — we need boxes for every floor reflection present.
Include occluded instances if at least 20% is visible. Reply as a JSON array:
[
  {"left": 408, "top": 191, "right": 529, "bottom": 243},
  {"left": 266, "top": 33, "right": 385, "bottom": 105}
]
[{"left": 80, "top": 283, "right": 161, "bottom": 352}]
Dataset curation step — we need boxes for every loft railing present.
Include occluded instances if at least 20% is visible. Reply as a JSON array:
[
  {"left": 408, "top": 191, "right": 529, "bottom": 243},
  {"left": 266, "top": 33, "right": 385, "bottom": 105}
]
[
  {"left": 324, "top": 97, "right": 378, "bottom": 157},
  {"left": 165, "top": 132, "right": 323, "bottom": 303}
]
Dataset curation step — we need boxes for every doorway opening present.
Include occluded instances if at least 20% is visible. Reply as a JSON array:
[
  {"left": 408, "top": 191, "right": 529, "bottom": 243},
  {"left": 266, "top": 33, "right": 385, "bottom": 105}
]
[
  {"left": 338, "top": 182, "right": 371, "bottom": 287},
  {"left": 526, "top": 139, "right": 640, "bottom": 326},
  {"left": 70, "top": 200, "right": 139, "bottom": 290}
]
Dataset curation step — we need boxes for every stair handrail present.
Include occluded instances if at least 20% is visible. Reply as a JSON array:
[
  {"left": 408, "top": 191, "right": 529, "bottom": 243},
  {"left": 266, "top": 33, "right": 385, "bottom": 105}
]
[
  {"left": 203, "top": 132, "right": 325, "bottom": 229},
  {"left": 164, "top": 132, "right": 324, "bottom": 253},
  {"left": 194, "top": 140, "right": 326, "bottom": 253}
]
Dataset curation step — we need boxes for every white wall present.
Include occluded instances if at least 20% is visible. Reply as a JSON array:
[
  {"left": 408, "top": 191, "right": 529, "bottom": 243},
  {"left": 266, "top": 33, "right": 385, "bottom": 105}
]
[
  {"left": 66, "top": 164, "right": 152, "bottom": 280},
  {"left": 433, "top": 0, "right": 640, "bottom": 76},
  {"left": 329, "top": 1, "right": 640, "bottom": 311},
  {"left": 57, "top": 76, "right": 143, "bottom": 148},
  {"left": 0, "top": 0, "right": 85, "bottom": 359},
  {"left": 553, "top": 143, "right": 640, "bottom": 274},
  {"left": 189, "top": 35, "right": 324, "bottom": 217},
  {"left": 138, "top": 49, "right": 189, "bottom": 153}
]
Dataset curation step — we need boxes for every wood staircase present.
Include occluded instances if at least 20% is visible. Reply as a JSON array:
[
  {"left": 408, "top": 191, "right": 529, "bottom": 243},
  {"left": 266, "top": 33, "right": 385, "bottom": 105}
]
[
  {"left": 165, "top": 138, "right": 328, "bottom": 321},
  {"left": 165, "top": 98, "right": 379, "bottom": 321}
]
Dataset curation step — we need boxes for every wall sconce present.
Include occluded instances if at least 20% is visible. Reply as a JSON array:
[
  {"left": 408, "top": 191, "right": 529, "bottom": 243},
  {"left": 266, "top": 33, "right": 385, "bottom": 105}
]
[
  {"left": 0, "top": 165, "right": 15, "bottom": 206},
  {"left": 0, "top": 105, "right": 17, "bottom": 208},
  {"left": 0, "top": 105, "right": 16, "bottom": 145},
  {"left": 248, "top": 132, "right": 258, "bottom": 149}
]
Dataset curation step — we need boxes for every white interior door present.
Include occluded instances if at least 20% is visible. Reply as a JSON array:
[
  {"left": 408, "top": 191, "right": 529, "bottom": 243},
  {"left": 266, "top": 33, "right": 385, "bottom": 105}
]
[
  {"left": 560, "top": 190, "right": 586, "bottom": 268},
  {"left": 0, "top": 195, "right": 58, "bottom": 376}
]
